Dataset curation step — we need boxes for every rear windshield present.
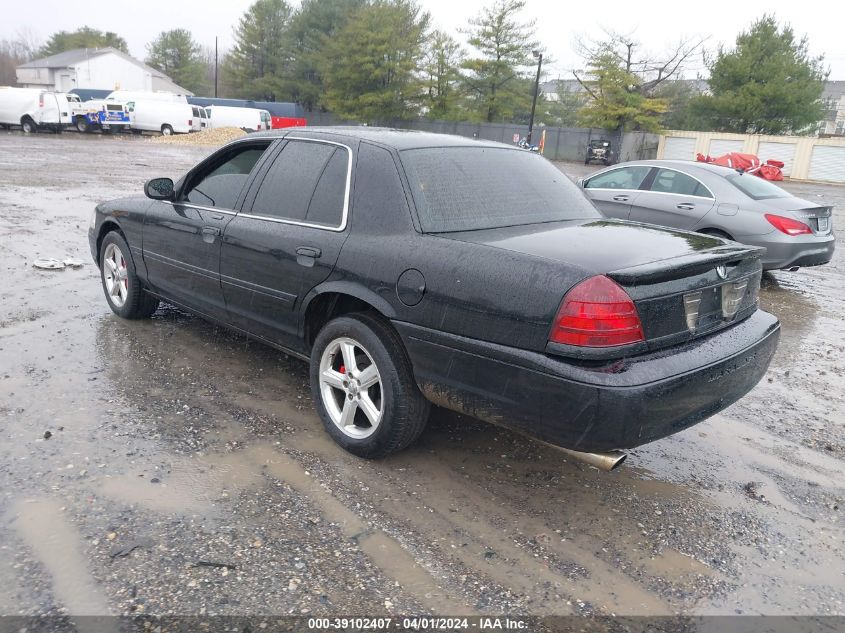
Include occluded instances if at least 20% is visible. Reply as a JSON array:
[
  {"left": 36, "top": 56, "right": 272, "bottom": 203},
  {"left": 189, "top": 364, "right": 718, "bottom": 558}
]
[
  {"left": 726, "top": 172, "right": 790, "bottom": 200},
  {"left": 400, "top": 147, "right": 599, "bottom": 232}
]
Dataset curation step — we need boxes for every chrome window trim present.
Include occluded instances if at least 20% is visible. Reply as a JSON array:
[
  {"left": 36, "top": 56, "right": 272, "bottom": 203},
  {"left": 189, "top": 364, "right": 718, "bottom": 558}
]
[
  {"left": 163, "top": 201, "right": 238, "bottom": 215},
  {"left": 585, "top": 164, "right": 715, "bottom": 200},
  {"left": 243, "top": 136, "right": 353, "bottom": 233}
]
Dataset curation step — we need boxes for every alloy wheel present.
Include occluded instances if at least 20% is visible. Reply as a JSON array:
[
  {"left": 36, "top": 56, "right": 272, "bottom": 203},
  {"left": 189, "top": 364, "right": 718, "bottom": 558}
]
[
  {"left": 102, "top": 243, "right": 129, "bottom": 308},
  {"left": 319, "top": 337, "right": 383, "bottom": 439}
]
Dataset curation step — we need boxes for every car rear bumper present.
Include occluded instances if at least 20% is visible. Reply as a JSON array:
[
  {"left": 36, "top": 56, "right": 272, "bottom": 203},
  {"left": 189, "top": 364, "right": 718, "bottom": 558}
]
[
  {"left": 394, "top": 310, "right": 780, "bottom": 452},
  {"left": 758, "top": 232, "right": 835, "bottom": 270}
]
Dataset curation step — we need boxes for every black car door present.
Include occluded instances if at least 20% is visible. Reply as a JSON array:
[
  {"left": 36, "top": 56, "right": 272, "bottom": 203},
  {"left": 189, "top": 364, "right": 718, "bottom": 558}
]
[
  {"left": 141, "top": 140, "right": 275, "bottom": 319},
  {"left": 219, "top": 137, "right": 353, "bottom": 350}
]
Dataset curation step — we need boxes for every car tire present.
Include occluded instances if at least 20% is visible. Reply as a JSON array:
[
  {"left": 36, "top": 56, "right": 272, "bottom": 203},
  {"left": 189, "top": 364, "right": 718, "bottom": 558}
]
[
  {"left": 99, "top": 232, "right": 160, "bottom": 319},
  {"left": 310, "top": 313, "right": 430, "bottom": 458},
  {"left": 161, "top": 124, "right": 173, "bottom": 136},
  {"left": 21, "top": 117, "right": 37, "bottom": 134}
]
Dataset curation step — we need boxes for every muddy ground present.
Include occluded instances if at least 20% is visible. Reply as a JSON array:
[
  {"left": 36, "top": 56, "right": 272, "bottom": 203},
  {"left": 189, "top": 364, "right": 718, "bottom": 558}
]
[{"left": 0, "top": 133, "right": 842, "bottom": 625}]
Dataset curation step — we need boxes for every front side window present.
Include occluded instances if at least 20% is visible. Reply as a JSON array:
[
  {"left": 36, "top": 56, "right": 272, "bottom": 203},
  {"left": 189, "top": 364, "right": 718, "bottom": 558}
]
[
  {"left": 585, "top": 166, "right": 652, "bottom": 191},
  {"left": 401, "top": 147, "right": 599, "bottom": 233},
  {"left": 182, "top": 143, "right": 271, "bottom": 209},
  {"left": 649, "top": 168, "right": 712, "bottom": 197},
  {"left": 249, "top": 140, "right": 349, "bottom": 228}
]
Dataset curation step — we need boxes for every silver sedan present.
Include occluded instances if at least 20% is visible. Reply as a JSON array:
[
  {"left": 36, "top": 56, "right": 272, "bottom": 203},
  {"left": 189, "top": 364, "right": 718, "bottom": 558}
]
[{"left": 578, "top": 160, "right": 836, "bottom": 271}]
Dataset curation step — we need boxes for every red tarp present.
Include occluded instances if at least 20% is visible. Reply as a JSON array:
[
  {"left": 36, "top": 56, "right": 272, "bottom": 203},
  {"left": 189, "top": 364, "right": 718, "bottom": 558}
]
[{"left": 695, "top": 152, "right": 784, "bottom": 181}]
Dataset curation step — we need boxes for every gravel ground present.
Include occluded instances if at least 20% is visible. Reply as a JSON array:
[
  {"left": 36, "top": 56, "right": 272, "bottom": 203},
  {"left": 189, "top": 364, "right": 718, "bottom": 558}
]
[{"left": 0, "top": 131, "right": 842, "bottom": 627}]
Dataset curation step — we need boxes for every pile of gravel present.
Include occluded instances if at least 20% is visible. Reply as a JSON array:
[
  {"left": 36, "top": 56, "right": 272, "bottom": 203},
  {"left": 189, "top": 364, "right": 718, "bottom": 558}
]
[{"left": 151, "top": 127, "right": 248, "bottom": 145}]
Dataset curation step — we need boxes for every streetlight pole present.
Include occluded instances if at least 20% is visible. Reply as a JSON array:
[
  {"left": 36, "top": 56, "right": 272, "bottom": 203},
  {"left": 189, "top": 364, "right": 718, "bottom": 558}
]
[
  {"left": 527, "top": 50, "right": 542, "bottom": 145},
  {"left": 214, "top": 36, "right": 218, "bottom": 98}
]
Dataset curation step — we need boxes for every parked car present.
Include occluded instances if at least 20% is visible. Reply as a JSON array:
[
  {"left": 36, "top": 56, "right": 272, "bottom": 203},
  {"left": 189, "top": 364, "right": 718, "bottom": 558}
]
[
  {"left": 125, "top": 100, "right": 193, "bottom": 135},
  {"left": 88, "top": 129, "right": 779, "bottom": 467},
  {"left": 204, "top": 105, "right": 271, "bottom": 132},
  {"left": 585, "top": 139, "right": 613, "bottom": 165},
  {"left": 0, "top": 86, "right": 71, "bottom": 133},
  {"left": 579, "top": 159, "right": 836, "bottom": 271}
]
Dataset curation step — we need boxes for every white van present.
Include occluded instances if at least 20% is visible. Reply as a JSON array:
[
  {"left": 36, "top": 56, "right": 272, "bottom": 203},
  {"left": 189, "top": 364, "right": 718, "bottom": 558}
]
[
  {"left": 0, "top": 86, "right": 71, "bottom": 133},
  {"left": 107, "top": 90, "right": 188, "bottom": 104},
  {"left": 205, "top": 105, "right": 271, "bottom": 132},
  {"left": 126, "top": 100, "right": 193, "bottom": 135},
  {"left": 190, "top": 105, "right": 209, "bottom": 132}
]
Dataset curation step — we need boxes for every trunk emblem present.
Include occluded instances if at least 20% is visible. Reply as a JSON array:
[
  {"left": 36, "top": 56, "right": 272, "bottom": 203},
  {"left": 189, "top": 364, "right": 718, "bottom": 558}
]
[
  {"left": 683, "top": 291, "right": 702, "bottom": 332},
  {"left": 715, "top": 265, "right": 728, "bottom": 279}
]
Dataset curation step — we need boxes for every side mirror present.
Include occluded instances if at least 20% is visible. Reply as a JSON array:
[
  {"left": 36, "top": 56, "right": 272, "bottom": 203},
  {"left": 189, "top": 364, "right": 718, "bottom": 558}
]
[
  {"left": 577, "top": 178, "right": 586, "bottom": 188},
  {"left": 144, "top": 177, "right": 175, "bottom": 201}
]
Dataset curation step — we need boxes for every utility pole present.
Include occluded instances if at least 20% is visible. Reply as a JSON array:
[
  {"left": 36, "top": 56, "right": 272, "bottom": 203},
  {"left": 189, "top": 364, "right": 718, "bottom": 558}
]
[
  {"left": 527, "top": 51, "right": 543, "bottom": 145},
  {"left": 214, "top": 36, "right": 218, "bottom": 98}
]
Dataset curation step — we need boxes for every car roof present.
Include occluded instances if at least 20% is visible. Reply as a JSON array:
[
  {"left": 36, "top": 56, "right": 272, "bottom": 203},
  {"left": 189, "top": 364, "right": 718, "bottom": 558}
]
[
  {"left": 610, "top": 159, "right": 742, "bottom": 177},
  {"left": 248, "top": 126, "right": 515, "bottom": 151}
]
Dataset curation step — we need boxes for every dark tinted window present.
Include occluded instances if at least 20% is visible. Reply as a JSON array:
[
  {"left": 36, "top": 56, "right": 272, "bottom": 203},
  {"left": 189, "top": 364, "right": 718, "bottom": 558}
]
[
  {"left": 401, "top": 147, "right": 599, "bottom": 232},
  {"left": 251, "top": 141, "right": 347, "bottom": 227},
  {"left": 585, "top": 166, "right": 651, "bottom": 190},
  {"left": 184, "top": 145, "right": 269, "bottom": 209},
  {"left": 649, "top": 168, "right": 712, "bottom": 197}
]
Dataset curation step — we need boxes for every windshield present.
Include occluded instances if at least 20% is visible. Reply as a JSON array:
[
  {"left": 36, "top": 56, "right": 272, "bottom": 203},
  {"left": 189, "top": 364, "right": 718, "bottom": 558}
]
[
  {"left": 400, "top": 147, "right": 599, "bottom": 233},
  {"left": 726, "top": 172, "right": 791, "bottom": 200}
]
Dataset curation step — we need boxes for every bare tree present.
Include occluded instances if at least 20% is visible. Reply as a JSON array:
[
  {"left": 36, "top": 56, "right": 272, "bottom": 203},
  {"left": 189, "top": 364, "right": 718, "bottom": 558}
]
[{"left": 0, "top": 29, "right": 41, "bottom": 86}]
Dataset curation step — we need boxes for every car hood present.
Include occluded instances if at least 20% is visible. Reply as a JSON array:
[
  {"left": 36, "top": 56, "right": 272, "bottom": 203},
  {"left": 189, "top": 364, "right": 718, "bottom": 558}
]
[{"left": 438, "top": 219, "right": 764, "bottom": 283}]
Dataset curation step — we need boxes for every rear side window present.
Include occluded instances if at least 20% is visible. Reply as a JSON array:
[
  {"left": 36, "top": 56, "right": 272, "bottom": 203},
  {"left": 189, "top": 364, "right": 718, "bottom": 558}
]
[
  {"left": 249, "top": 140, "right": 349, "bottom": 228},
  {"left": 401, "top": 147, "right": 599, "bottom": 233},
  {"left": 726, "top": 173, "right": 790, "bottom": 200},
  {"left": 585, "top": 166, "right": 651, "bottom": 190},
  {"left": 650, "top": 168, "right": 712, "bottom": 198}
]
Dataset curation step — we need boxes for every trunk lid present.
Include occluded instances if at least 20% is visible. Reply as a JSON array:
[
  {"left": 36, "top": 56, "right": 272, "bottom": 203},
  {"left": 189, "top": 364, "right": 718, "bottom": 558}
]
[{"left": 441, "top": 219, "right": 764, "bottom": 357}]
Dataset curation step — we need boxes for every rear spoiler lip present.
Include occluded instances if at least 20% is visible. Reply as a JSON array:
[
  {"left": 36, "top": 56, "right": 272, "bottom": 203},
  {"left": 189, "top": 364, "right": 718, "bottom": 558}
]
[{"left": 607, "top": 244, "right": 766, "bottom": 285}]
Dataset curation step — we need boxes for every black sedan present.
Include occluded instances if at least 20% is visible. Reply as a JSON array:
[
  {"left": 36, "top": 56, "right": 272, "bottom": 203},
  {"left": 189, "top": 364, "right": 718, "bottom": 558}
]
[{"left": 89, "top": 128, "right": 780, "bottom": 468}]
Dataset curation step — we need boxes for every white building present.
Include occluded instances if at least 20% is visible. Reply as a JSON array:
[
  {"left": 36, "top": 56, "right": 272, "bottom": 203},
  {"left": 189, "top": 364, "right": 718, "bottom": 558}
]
[{"left": 15, "top": 47, "right": 192, "bottom": 95}]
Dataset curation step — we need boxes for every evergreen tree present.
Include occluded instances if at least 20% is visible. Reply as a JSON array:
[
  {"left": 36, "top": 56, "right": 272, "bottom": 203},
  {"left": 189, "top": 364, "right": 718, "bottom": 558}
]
[
  {"left": 691, "top": 16, "right": 827, "bottom": 134},
  {"left": 223, "top": 0, "right": 294, "bottom": 100},
  {"left": 320, "top": 0, "right": 430, "bottom": 122},
  {"left": 40, "top": 27, "right": 128, "bottom": 56},
  {"left": 287, "top": 0, "right": 366, "bottom": 111},
  {"left": 421, "top": 30, "right": 464, "bottom": 120},
  {"left": 146, "top": 29, "right": 208, "bottom": 95},
  {"left": 460, "top": 0, "right": 538, "bottom": 123}
]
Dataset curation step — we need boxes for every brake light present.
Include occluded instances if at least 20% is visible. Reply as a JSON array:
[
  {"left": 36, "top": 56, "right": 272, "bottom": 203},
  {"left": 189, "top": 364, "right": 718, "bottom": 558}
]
[
  {"left": 549, "top": 275, "right": 644, "bottom": 347},
  {"left": 765, "top": 214, "right": 812, "bottom": 236},
  {"left": 188, "top": 119, "right": 193, "bottom": 125},
  {"left": 39, "top": 93, "right": 44, "bottom": 107}
]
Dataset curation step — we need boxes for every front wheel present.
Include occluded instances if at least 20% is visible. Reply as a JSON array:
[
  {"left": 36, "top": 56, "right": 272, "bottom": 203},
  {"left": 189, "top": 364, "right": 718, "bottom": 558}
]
[
  {"left": 310, "top": 313, "right": 429, "bottom": 458},
  {"left": 99, "top": 232, "right": 160, "bottom": 319}
]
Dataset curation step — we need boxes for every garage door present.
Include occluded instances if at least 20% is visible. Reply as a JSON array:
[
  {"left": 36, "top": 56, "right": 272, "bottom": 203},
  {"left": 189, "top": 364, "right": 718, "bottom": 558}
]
[
  {"left": 758, "top": 142, "right": 797, "bottom": 177},
  {"left": 663, "top": 137, "right": 696, "bottom": 160},
  {"left": 808, "top": 146, "right": 845, "bottom": 183},
  {"left": 709, "top": 139, "right": 744, "bottom": 156}
]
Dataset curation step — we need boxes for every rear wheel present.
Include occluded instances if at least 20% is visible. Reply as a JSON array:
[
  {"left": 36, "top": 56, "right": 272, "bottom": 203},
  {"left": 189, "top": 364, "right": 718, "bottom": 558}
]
[
  {"left": 21, "top": 117, "right": 37, "bottom": 134},
  {"left": 310, "top": 313, "right": 429, "bottom": 458},
  {"left": 161, "top": 124, "right": 173, "bottom": 136},
  {"left": 99, "top": 232, "right": 160, "bottom": 319}
]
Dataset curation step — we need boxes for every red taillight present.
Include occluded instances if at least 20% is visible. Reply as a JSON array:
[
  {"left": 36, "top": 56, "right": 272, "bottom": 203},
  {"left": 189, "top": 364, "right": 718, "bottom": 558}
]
[
  {"left": 188, "top": 119, "right": 193, "bottom": 125},
  {"left": 765, "top": 214, "right": 812, "bottom": 236},
  {"left": 549, "top": 275, "right": 644, "bottom": 347},
  {"left": 39, "top": 93, "right": 44, "bottom": 107}
]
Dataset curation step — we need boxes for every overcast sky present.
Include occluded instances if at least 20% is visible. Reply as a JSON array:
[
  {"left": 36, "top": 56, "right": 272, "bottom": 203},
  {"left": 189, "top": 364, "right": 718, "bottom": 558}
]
[{"left": 3, "top": 0, "right": 843, "bottom": 81}]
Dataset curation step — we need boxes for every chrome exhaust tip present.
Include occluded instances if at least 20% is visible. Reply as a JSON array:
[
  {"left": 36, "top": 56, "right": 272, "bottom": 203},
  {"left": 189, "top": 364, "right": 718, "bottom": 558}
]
[{"left": 558, "top": 448, "right": 628, "bottom": 471}]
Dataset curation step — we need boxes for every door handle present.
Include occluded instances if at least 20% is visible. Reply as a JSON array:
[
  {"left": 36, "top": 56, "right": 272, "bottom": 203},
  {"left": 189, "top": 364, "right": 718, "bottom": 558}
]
[
  {"left": 296, "top": 246, "right": 322, "bottom": 268},
  {"left": 296, "top": 246, "right": 322, "bottom": 258},
  {"left": 201, "top": 226, "right": 221, "bottom": 243},
  {"left": 612, "top": 195, "right": 629, "bottom": 201},
  {"left": 676, "top": 203, "right": 695, "bottom": 210}
]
